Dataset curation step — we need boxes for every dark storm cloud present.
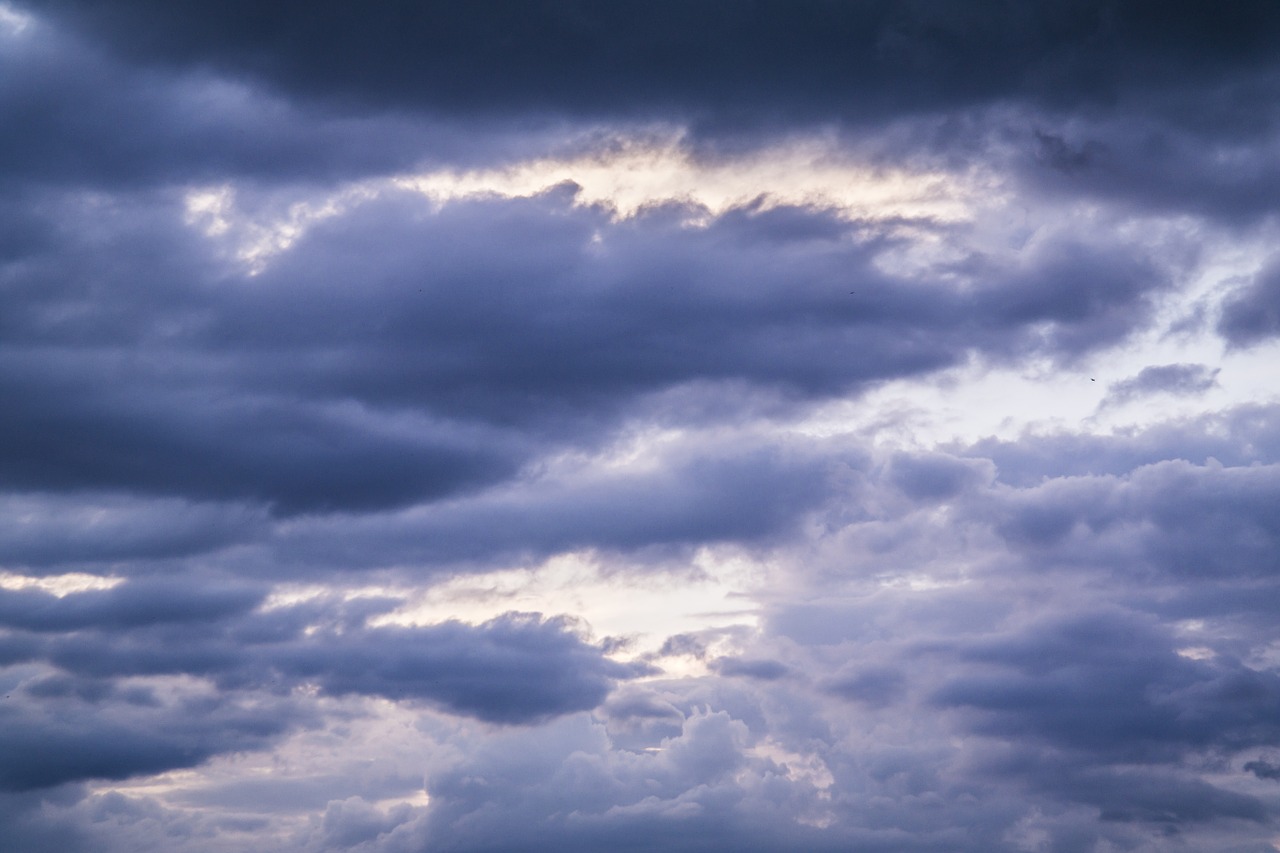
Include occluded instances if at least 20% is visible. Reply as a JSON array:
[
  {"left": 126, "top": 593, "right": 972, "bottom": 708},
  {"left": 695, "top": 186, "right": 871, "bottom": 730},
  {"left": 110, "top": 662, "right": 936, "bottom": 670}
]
[
  {"left": 0, "top": 791, "right": 87, "bottom": 853},
  {"left": 932, "top": 611, "right": 1279, "bottom": 824},
  {"left": 0, "top": 582, "right": 638, "bottom": 738},
  {"left": 0, "top": 185, "right": 1176, "bottom": 516},
  {"left": 267, "top": 434, "right": 858, "bottom": 572},
  {"left": 0, "top": 11, "right": 525, "bottom": 191},
  {"left": 0, "top": 369, "right": 524, "bottom": 514},
  {"left": 981, "top": 459, "right": 1280, "bottom": 581},
  {"left": 3, "top": 0, "right": 1274, "bottom": 228},
  {"left": 0, "top": 687, "right": 298, "bottom": 791},
  {"left": 0, "top": 493, "right": 263, "bottom": 572},
  {"left": 1245, "top": 759, "right": 1280, "bottom": 781},
  {"left": 935, "top": 611, "right": 1280, "bottom": 760},
  {"left": 274, "top": 613, "right": 642, "bottom": 724},
  {"left": 11, "top": 0, "right": 1277, "bottom": 228},
  {"left": 31, "top": 1, "right": 1280, "bottom": 132},
  {"left": 1219, "top": 256, "right": 1280, "bottom": 346},
  {"left": 1010, "top": 110, "right": 1280, "bottom": 223},
  {"left": 0, "top": 577, "right": 263, "bottom": 632},
  {"left": 225, "top": 192, "right": 950, "bottom": 414}
]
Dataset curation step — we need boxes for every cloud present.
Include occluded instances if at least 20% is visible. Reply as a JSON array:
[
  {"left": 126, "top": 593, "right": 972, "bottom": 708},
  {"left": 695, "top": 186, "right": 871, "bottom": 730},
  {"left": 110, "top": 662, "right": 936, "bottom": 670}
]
[
  {"left": 934, "top": 611, "right": 1280, "bottom": 760},
  {"left": 927, "top": 612, "right": 1278, "bottom": 828},
  {"left": 1244, "top": 759, "right": 1280, "bottom": 781},
  {"left": 821, "top": 666, "right": 906, "bottom": 708},
  {"left": 419, "top": 709, "right": 853, "bottom": 853},
  {"left": 2, "top": 3, "right": 1280, "bottom": 851},
  {"left": 274, "top": 613, "right": 642, "bottom": 724},
  {"left": 980, "top": 459, "right": 1280, "bottom": 581},
  {"left": 886, "top": 450, "right": 990, "bottom": 502},
  {"left": 0, "top": 493, "right": 264, "bottom": 572},
  {"left": 963, "top": 403, "right": 1280, "bottom": 485},
  {"left": 11, "top": 0, "right": 1278, "bottom": 232},
  {"left": 29, "top": 1, "right": 1280, "bottom": 129},
  {"left": 0, "top": 577, "right": 263, "bottom": 632},
  {"left": 264, "top": 432, "right": 859, "bottom": 571},
  {"left": 0, "top": 685, "right": 298, "bottom": 792},
  {"left": 1219, "top": 256, "right": 1280, "bottom": 346},
  {"left": 3, "top": 588, "right": 638, "bottom": 729},
  {"left": 1102, "top": 362, "right": 1220, "bottom": 407},
  {"left": 711, "top": 657, "right": 790, "bottom": 681},
  {"left": 0, "top": 183, "right": 1180, "bottom": 519}
]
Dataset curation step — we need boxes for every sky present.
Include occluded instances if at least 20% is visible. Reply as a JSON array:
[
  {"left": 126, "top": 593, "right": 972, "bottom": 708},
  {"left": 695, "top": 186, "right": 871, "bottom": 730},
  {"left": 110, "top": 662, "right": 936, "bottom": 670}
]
[{"left": 2, "top": 1, "right": 1280, "bottom": 850}]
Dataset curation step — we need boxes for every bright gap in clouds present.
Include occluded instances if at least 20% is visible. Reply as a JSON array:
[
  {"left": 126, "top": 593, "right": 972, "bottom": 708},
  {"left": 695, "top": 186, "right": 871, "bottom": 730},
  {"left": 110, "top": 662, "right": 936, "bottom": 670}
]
[
  {"left": 0, "top": 2, "right": 33, "bottom": 36},
  {"left": 180, "top": 129, "right": 1279, "bottom": 456},
  {"left": 183, "top": 132, "right": 981, "bottom": 273},
  {"left": 0, "top": 571, "right": 123, "bottom": 596},
  {"left": 396, "top": 132, "right": 977, "bottom": 223},
  {"left": 371, "top": 548, "right": 764, "bottom": 664},
  {"left": 798, "top": 217, "right": 1280, "bottom": 449}
]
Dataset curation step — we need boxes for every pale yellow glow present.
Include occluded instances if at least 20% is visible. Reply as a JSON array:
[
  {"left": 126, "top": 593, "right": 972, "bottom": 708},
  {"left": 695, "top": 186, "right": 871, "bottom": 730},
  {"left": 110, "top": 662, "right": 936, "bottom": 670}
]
[
  {"left": 182, "top": 183, "right": 379, "bottom": 274},
  {"left": 183, "top": 132, "right": 981, "bottom": 274},
  {"left": 397, "top": 133, "right": 976, "bottom": 224},
  {"left": 0, "top": 571, "right": 123, "bottom": 596},
  {"left": 183, "top": 185, "right": 235, "bottom": 236}
]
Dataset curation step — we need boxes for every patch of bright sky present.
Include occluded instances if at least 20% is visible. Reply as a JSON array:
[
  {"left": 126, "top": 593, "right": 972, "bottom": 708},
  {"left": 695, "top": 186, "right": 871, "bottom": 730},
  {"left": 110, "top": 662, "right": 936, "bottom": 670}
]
[
  {"left": 369, "top": 548, "right": 762, "bottom": 658},
  {"left": 184, "top": 183, "right": 380, "bottom": 274},
  {"left": 0, "top": 570, "right": 123, "bottom": 595},
  {"left": 396, "top": 132, "right": 979, "bottom": 223},
  {"left": 747, "top": 739, "right": 836, "bottom": 827},
  {"left": 179, "top": 127, "right": 1279, "bottom": 455},
  {"left": 798, "top": 219, "right": 1279, "bottom": 449},
  {"left": 0, "top": 2, "right": 33, "bottom": 36},
  {"left": 184, "top": 131, "right": 984, "bottom": 273}
]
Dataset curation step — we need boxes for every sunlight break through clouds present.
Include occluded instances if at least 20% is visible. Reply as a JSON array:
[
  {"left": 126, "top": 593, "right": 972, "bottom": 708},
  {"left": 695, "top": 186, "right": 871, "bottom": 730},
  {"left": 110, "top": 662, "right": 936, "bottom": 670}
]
[
  {"left": 184, "top": 134, "right": 980, "bottom": 273},
  {"left": 397, "top": 133, "right": 979, "bottom": 223}
]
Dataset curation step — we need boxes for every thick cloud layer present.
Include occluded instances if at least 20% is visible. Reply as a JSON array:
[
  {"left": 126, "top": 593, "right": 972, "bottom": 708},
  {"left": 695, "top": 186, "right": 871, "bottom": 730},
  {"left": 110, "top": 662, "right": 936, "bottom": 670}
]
[
  {"left": 0, "top": 184, "right": 1176, "bottom": 516},
  {"left": 3, "top": 2, "right": 1280, "bottom": 851},
  {"left": 32, "top": 1, "right": 1280, "bottom": 129}
]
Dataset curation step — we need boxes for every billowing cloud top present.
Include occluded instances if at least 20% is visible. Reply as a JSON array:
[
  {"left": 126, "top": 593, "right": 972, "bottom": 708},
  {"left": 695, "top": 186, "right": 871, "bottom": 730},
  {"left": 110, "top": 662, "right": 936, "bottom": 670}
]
[{"left": 2, "top": 2, "right": 1280, "bottom": 851}]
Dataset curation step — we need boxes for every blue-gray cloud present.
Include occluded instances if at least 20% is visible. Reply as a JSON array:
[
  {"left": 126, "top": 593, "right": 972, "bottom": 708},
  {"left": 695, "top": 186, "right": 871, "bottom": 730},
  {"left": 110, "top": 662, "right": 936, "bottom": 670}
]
[
  {"left": 1219, "top": 257, "right": 1280, "bottom": 346},
  {"left": 1, "top": 2, "right": 1279, "bottom": 851},
  {"left": 1102, "top": 362, "right": 1220, "bottom": 406}
]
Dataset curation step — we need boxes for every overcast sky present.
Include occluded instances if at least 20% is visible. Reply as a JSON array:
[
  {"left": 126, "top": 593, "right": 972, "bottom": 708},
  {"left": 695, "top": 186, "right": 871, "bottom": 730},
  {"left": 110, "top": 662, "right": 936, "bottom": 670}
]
[{"left": 3, "top": 2, "right": 1280, "bottom": 851}]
